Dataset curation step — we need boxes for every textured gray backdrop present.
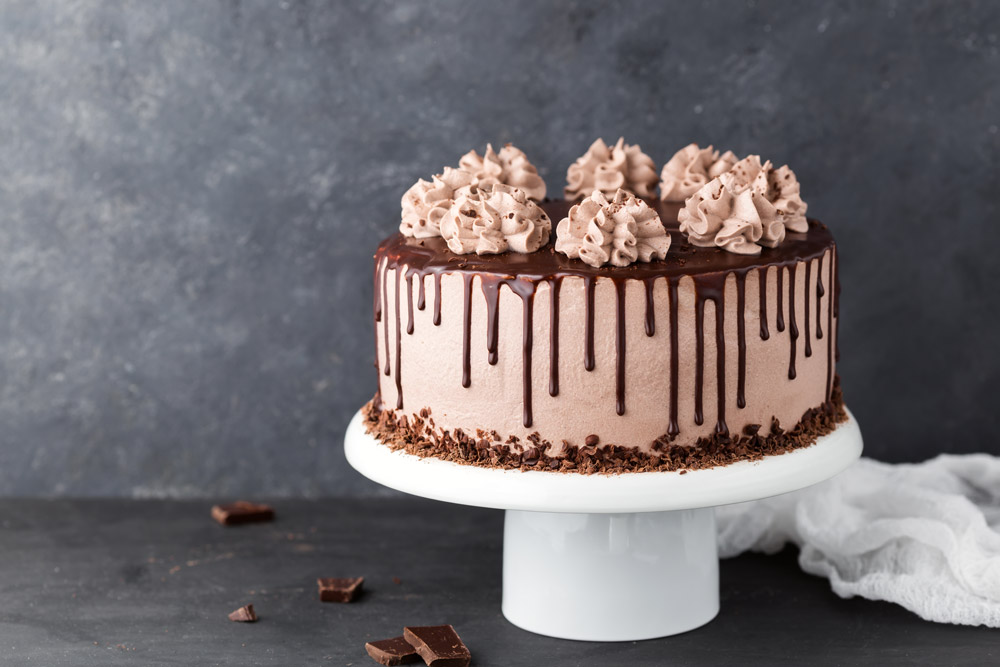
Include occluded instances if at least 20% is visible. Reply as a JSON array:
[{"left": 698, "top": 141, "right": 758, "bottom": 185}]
[{"left": 0, "top": 0, "right": 997, "bottom": 496}]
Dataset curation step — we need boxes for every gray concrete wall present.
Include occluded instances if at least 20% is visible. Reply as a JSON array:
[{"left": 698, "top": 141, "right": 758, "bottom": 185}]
[{"left": 0, "top": 0, "right": 997, "bottom": 496}]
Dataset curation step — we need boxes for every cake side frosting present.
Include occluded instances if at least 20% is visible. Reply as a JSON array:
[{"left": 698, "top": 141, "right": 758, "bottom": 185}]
[{"left": 371, "top": 200, "right": 840, "bottom": 462}]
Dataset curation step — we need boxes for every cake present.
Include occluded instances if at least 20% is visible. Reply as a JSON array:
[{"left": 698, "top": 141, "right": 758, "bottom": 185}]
[{"left": 364, "top": 140, "right": 846, "bottom": 473}]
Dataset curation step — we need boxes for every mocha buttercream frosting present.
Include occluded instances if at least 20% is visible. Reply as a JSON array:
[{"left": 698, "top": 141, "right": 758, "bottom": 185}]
[
  {"left": 659, "top": 143, "right": 738, "bottom": 202},
  {"left": 440, "top": 184, "right": 551, "bottom": 255},
  {"left": 400, "top": 167, "right": 477, "bottom": 238},
  {"left": 459, "top": 143, "right": 547, "bottom": 201},
  {"left": 564, "top": 138, "right": 658, "bottom": 200},
  {"left": 555, "top": 189, "right": 671, "bottom": 268}
]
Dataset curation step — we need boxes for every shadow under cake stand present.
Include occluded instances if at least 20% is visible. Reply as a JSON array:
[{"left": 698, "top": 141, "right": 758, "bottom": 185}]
[{"left": 344, "top": 408, "right": 863, "bottom": 642}]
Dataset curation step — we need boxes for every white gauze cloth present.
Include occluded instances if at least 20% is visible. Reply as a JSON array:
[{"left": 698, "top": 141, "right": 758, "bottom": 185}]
[{"left": 716, "top": 454, "right": 1000, "bottom": 627}]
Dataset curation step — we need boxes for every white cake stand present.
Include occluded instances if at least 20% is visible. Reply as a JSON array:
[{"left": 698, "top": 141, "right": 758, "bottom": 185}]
[{"left": 344, "top": 408, "right": 862, "bottom": 642}]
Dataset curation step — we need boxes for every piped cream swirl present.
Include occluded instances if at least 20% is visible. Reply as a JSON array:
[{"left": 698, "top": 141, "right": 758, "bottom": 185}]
[
  {"left": 564, "top": 138, "right": 658, "bottom": 200},
  {"left": 401, "top": 143, "right": 547, "bottom": 240},
  {"left": 555, "top": 189, "right": 671, "bottom": 268},
  {"left": 400, "top": 167, "right": 476, "bottom": 238},
  {"left": 728, "top": 155, "right": 809, "bottom": 232},
  {"left": 677, "top": 155, "right": 810, "bottom": 255},
  {"left": 659, "top": 143, "right": 738, "bottom": 202},
  {"left": 677, "top": 155, "right": 809, "bottom": 255},
  {"left": 440, "top": 184, "right": 551, "bottom": 255},
  {"left": 459, "top": 143, "right": 547, "bottom": 201},
  {"left": 677, "top": 173, "right": 782, "bottom": 255}
]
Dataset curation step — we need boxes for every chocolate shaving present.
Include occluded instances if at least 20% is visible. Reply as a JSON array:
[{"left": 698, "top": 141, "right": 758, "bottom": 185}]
[
  {"left": 365, "top": 636, "right": 420, "bottom": 665},
  {"left": 402, "top": 625, "right": 470, "bottom": 667},
  {"left": 228, "top": 604, "right": 257, "bottom": 622},
  {"left": 317, "top": 576, "right": 364, "bottom": 603},
  {"left": 211, "top": 501, "right": 275, "bottom": 526},
  {"left": 362, "top": 378, "right": 846, "bottom": 474}
]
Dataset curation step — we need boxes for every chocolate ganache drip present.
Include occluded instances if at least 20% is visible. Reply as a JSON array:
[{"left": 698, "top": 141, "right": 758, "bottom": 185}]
[{"left": 374, "top": 199, "right": 837, "bottom": 435}]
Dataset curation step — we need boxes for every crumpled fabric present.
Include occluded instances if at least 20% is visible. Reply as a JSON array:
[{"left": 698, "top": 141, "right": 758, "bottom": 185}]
[{"left": 717, "top": 455, "right": 1000, "bottom": 627}]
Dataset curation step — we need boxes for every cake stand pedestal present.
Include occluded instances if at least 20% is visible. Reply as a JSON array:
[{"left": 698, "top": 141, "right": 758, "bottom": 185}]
[{"left": 344, "top": 409, "right": 862, "bottom": 642}]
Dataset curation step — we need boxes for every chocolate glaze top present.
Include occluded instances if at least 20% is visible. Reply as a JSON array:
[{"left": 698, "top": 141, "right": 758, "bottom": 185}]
[{"left": 376, "top": 200, "right": 835, "bottom": 281}]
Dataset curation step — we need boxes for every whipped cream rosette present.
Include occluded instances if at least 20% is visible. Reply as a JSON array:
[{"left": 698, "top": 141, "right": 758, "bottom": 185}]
[
  {"left": 440, "top": 184, "right": 551, "bottom": 255},
  {"left": 728, "top": 155, "right": 809, "bottom": 232},
  {"left": 659, "top": 143, "right": 738, "bottom": 202},
  {"left": 459, "top": 143, "right": 547, "bottom": 201},
  {"left": 400, "top": 167, "right": 477, "bottom": 238},
  {"left": 401, "top": 144, "right": 547, "bottom": 241},
  {"left": 678, "top": 155, "right": 809, "bottom": 255},
  {"left": 555, "top": 189, "right": 671, "bottom": 268},
  {"left": 564, "top": 138, "right": 658, "bottom": 200}
]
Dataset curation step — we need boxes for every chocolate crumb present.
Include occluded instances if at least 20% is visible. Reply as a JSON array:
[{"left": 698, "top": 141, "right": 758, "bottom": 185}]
[
  {"left": 365, "top": 636, "right": 420, "bottom": 666},
  {"left": 228, "top": 604, "right": 257, "bottom": 622},
  {"left": 317, "top": 577, "right": 364, "bottom": 603},
  {"left": 403, "top": 625, "right": 470, "bottom": 667},
  {"left": 211, "top": 501, "right": 274, "bottom": 526}
]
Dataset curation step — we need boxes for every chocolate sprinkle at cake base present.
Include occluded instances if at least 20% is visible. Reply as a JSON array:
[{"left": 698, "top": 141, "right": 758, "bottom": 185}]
[{"left": 364, "top": 379, "right": 846, "bottom": 474}]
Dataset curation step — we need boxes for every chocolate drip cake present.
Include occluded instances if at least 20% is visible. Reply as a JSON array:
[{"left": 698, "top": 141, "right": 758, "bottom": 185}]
[{"left": 366, "top": 141, "right": 846, "bottom": 472}]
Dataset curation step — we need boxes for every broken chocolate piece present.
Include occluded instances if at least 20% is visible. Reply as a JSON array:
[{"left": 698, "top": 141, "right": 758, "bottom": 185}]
[
  {"left": 211, "top": 501, "right": 275, "bottom": 526},
  {"left": 317, "top": 576, "right": 364, "bottom": 603},
  {"left": 402, "top": 625, "right": 470, "bottom": 667},
  {"left": 365, "top": 636, "right": 420, "bottom": 666},
  {"left": 228, "top": 604, "right": 257, "bottom": 622}
]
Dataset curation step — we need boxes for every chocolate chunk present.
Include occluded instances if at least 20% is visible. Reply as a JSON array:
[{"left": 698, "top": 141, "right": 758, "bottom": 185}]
[
  {"left": 228, "top": 604, "right": 257, "bottom": 622},
  {"left": 403, "top": 625, "right": 470, "bottom": 667},
  {"left": 392, "top": 576, "right": 402, "bottom": 585},
  {"left": 584, "top": 434, "right": 600, "bottom": 446},
  {"left": 365, "top": 636, "right": 420, "bottom": 666},
  {"left": 211, "top": 501, "right": 274, "bottom": 526},
  {"left": 317, "top": 576, "right": 364, "bottom": 603}
]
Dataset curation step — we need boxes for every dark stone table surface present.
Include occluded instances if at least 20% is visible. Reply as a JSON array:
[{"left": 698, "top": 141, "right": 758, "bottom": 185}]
[{"left": 0, "top": 499, "right": 995, "bottom": 666}]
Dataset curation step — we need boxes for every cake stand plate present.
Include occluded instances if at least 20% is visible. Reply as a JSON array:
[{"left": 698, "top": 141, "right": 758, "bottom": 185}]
[{"left": 344, "top": 408, "right": 862, "bottom": 641}]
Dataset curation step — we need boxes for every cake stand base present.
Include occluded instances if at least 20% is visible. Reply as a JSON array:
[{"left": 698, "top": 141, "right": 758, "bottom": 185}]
[
  {"left": 502, "top": 508, "right": 718, "bottom": 641},
  {"left": 344, "top": 408, "right": 862, "bottom": 641}
]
